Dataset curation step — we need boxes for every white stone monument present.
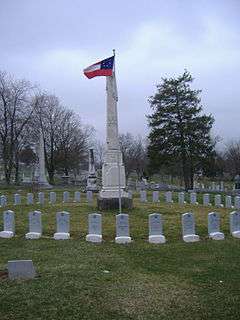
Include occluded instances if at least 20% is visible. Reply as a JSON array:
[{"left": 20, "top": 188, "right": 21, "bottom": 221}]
[
  {"left": 115, "top": 213, "right": 132, "bottom": 244},
  {"left": 87, "top": 191, "right": 93, "bottom": 204},
  {"left": 182, "top": 212, "right": 200, "bottom": 243},
  {"left": 86, "top": 149, "right": 98, "bottom": 192},
  {"left": 152, "top": 191, "right": 159, "bottom": 203},
  {"left": 63, "top": 191, "right": 70, "bottom": 203},
  {"left": 74, "top": 191, "right": 81, "bottom": 202},
  {"left": 27, "top": 193, "right": 34, "bottom": 205},
  {"left": 98, "top": 65, "right": 132, "bottom": 210},
  {"left": 25, "top": 211, "right": 42, "bottom": 239},
  {"left": 0, "top": 195, "right": 7, "bottom": 207},
  {"left": 140, "top": 190, "right": 147, "bottom": 203},
  {"left": 54, "top": 211, "right": 70, "bottom": 240},
  {"left": 86, "top": 213, "right": 102, "bottom": 243},
  {"left": 225, "top": 195, "right": 233, "bottom": 209},
  {"left": 203, "top": 194, "right": 211, "bottom": 206},
  {"left": 14, "top": 193, "right": 21, "bottom": 206},
  {"left": 190, "top": 192, "right": 198, "bottom": 205},
  {"left": 214, "top": 195, "right": 223, "bottom": 208},
  {"left": 208, "top": 212, "right": 224, "bottom": 240},
  {"left": 8, "top": 260, "right": 36, "bottom": 280},
  {"left": 178, "top": 192, "right": 185, "bottom": 205},
  {"left": 234, "top": 196, "right": 240, "bottom": 210},
  {"left": 49, "top": 191, "right": 56, "bottom": 204},
  {"left": 165, "top": 191, "right": 173, "bottom": 203},
  {"left": 148, "top": 213, "right": 166, "bottom": 244},
  {"left": 38, "top": 192, "right": 45, "bottom": 205},
  {"left": 230, "top": 211, "right": 240, "bottom": 238},
  {"left": 0, "top": 210, "right": 15, "bottom": 238}
]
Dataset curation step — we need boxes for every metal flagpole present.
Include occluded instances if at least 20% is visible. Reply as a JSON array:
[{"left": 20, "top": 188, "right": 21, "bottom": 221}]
[{"left": 113, "top": 49, "right": 122, "bottom": 215}]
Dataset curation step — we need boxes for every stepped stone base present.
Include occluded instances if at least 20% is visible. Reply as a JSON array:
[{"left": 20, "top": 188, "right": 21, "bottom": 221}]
[{"left": 97, "top": 196, "right": 133, "bottom": 210}]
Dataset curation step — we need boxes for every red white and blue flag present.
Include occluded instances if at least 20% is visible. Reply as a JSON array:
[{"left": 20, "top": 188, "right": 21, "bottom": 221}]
[{"left": 83, "top": 56, "right": 114, "bottom": 79}]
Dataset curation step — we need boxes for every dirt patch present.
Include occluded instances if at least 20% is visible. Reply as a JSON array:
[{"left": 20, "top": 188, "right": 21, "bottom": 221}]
[{"left": 0, "top": 270, "right": 8, "bottom": 280}]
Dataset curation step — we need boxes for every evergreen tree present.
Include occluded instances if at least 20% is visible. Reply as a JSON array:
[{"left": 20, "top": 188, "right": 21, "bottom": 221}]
[{"left": 147, "top": 70, "right": 215, "bottom": 190}]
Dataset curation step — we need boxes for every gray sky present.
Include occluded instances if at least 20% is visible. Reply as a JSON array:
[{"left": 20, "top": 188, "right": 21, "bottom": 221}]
[{"left": 0, "top": 0, "right": 239, "bottom": 145}]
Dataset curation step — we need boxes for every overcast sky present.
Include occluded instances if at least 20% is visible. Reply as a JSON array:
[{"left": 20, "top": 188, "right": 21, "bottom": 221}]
[{"left": 0, "top": 0, "right": 239, "bottom": 146}]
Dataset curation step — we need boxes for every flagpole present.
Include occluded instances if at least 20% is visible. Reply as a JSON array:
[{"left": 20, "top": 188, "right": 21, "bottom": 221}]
[{"left": 113, "top": 49, "right": 122, "bottom": 215}]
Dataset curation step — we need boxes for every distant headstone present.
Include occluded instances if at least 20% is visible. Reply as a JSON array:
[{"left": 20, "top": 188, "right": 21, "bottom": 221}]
[
  {"left": 0, "top": 195, "right": 7, "bottom": 207},
  {"left": 181, "top": 212, "right": 199, "bottom": 242},
  {"left": 74, "top": 191, "right": 81, "bottom": 202},
  {"left": 8, "top": 260, "right": 36, "bottom": 280},
  {"left": 152, "top": 191, "right": 159, "bottom": 203},
  {"left": 165, "top": 191, "right": 173, "bottom": 203},
  {"left": 14, "top": 193, "right": 21, "bottom": 206},
  {"left": 115, "top": 213, "right": 132, "bottom": 244},
  {"left": 190, "top": 192, "right": 198, "bottom": 205},
  {"left": 225, "top": 195, "right": 233, "bottom": 209},
  {"left": 203, "top": 194, "right": 211, "bottom": 206},
  {"left": 63, "top": 191, "right": 70, "bottom": 203},
  {"left": 234, "top": 196, "right": 240, "bottom": 210},
  {"left": 148, "top": 213, "right": 166, "bottom": 244},
  {"left": 234, "top": 174, "right": 240, "bottom": 190},
  {"left": 54, "top": 211, "right": 70, "bottom": 240},
  {"left": 0, "top": 210, "right": 15, "bottom": 238},
  {"left": 214, "top": 195, "right": 223, "bottom": 208},
  {"left": 27, "top": 193, "right": 34, "bottom": 205},
  {"left": 230, "top": 211, "right": 240, "bottom": 238},
  {"left": 38, "top": 192, "right": 45, "bottom": 205},
  {"left": 178, "top": 192, "right": 185, "bottom": 205},
  {"left": 140, "top": 190, "right": 147, "bottom": 203},
  {"left": 25, "top": 211, "right": 42, "bottom": 239},
  {"left": 220, "top": 181, "right": 224, "bottom": 191},
  {"left": 49, "top": 191, "right": 56, "bottom": 204},
  {"left": 86, "top": 213, "right": 102, "bottom": 243},
  {"left": 86, "top": 191, "right": 93, "bottom": 204},
  {"left": 208, "top": 212, "right": 224, "bottom": 240}
]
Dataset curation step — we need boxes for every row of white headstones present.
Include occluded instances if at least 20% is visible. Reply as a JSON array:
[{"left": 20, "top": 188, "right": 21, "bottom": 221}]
[
  {"left": 0, "top": 210, "right": 240, "bottom": 244},
  {"left": 0, "top": 191, "right": 240, "bottom": 209}
]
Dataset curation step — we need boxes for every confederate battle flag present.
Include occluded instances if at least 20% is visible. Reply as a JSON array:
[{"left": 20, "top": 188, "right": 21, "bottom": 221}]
[{"left": 83, "top": 56, "right": 114, "bottom": 79}]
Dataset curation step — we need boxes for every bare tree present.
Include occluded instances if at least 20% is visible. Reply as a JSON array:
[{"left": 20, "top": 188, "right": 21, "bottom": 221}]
[{"left": 225, "top": 140, "right": 240, "bottom": 178}]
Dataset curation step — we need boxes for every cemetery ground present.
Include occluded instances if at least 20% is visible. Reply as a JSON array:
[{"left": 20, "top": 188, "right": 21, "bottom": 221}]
[{"left": 0, "top": 189, "right": 240, "bottom": 320}]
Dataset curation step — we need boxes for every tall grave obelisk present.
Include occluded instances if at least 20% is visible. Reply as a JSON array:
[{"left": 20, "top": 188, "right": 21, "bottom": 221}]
[{"left": 98, "top": 56, "right": 132, "bottom": 210}]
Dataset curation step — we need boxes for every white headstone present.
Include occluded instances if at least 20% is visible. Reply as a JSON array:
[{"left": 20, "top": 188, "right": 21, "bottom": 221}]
[
  {"left": 190, "top": 192, "right": 198, "bottom": 205},
  {"left": 86, "top": 213, "right": 102, "bottom": 243},
  {"left": 38, "top": 192, "right": 45, "bottom": 205},
  {"left": 87, "top": 191, "right": 93, "bottom": 203},
  {"left": 8, "top": 260, "right": 36, "bottom": 280},
  {"left": 54, "top": 211, "right": 70, "bottom": 240},
  {"left": 148, "top": 213, "right": 166, "bottom": 244},
  {"left": 14, "top": 193, "right": 21, "bottom": 205},
  {"left": 208, "top": 212, "right": 224, "bottom": 240},
  {"left": 27, "top": 193, "right": 34, "bottom": 205},
  {"left": 140, "top": 190, "right": 147, "bottom": 203},
  {"left": 0, "top": 195, "right": 7, "bottom": 207},
  {"left": 152, "top": 191, "right": 159, "bottom": 203},
  {"left": 115, "top": 213, "right": 132, "bottom": 244},
  {"left": 25, "top": 211, "right": 42, "bottom": 239},
  {"left": 230, "top": 211, "right": 240, "bottom": 238},
  {"left": 225, "top": 196, "right": 233, "bottom": 209},
  {"left": 203, "top": 194, "right": 211, "bottom": 206},
  {"left": 0, "top": 210, "right": 15, "bottom": 238},
  {"left": 234, "top": 196, "right": 240, "bottom": 210},
  {"left": 178, "top": 192, "right": 185, "bottom": 205},
  {"left": 63, "top": 191, "right": 70, "bottom": 203},
  {"left": 220, "top": 181, "right": 224, "bottom": 191},
  {"left": 214, "top": 194, "right": 223, "bottom": 208},
  {"left": 74, "top": 191, "right": 81, "bottom": 202},
  {"left": 181, "top": 212, "right": 199, "bottom": 242},
  {"left": 49, "top": 191, "right": 56, "bottom": 204},
  {"left": 165, "top": 191, "right": 173, "bottom": 203}
]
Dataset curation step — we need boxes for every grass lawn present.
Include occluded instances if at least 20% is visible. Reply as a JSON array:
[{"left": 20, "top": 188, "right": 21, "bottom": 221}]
[{"left": 0, "top": 189, "right": 240, "bottom": 320}]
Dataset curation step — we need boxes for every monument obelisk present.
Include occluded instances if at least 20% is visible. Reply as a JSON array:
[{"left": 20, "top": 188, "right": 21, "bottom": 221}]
[
  {"left": 98, "top": 52, "right": 132, "bottom": 210},
  {"left": 86, "top": 148, "right": 98, "bottom": 192}
]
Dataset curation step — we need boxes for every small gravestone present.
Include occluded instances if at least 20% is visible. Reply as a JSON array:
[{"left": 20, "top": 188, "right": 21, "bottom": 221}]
[
  {"left": 8, "top": 260, "right": 36, "bottom": 280},
  {"left": 190, "top": 192, "right": 198, "bottom": 205},
  {"left": 54, "top": 211, "right": 70, "bottom": 240},
  {"left": 230, "top": 211, "right": 240, "bottom": 238},
  {"left": 148, "top": 213, "right": 166, "bottom": 244},
  {"left": 25, "top": 211, "right": 42, "bottom": 239},
  {"left": 214, "top": 195, "right": 223, "bottom": 208},
  {"left": 63, "top": 191, "right": 70, "bottom": 203},
  {"left": 38, "top": 192, "right": 45, "bottom": 205},
  {"left": 152, "top": 191, "right": 159, "bottom": 203},
  {"left": 128, "top": 191, "right": 133, "bottom": 199},
  {"left": 86, "top": 213, "right": 102, "bottom": 243},
  {"left": 27, "top": 193, "right": 34, "bottom": 205},
  {"left": 14, "top": 193, "right": 21, "bottom": 206},
  {"left": 87, "top": 191, "right": 93, "bottom": 204},
  {"left": 220, "top": 181, "right": 224, "bottom": 191},
  {"left": 140, "top": 190, "right": 147, "bottom": 203},
  {"left": 225, "top": 196, "right": 233, "bottom": 209},
  {"left": 165, "top": 191, "right": 173, "bottom": 203},
  {"left": 203, "top": 194, "right": 211, "bottom": 206},
  {"left": 74, "top": 191, "right": 81, "bottom": 202},
  {"left": 115, "top": 213, "right": 132, "bottom": 244},
  {"left": 181, "top": 212, "right": 199, "bottom": 242},
  {"left": 234, "top": 196, "right": 240, "bottom": 210},
  {"left": 178, "top": 192, "right": 185, "bottom": 205},
  {"left": 0, "top": 210, "right": 15, "bottom": 238},
  {"left": 0, "top": 195, "right": 7, "bottom": 207},
  {"left": 208, "top": 212, "right": 224, "bottom": 240},
  {"left": 49, "top": 192, "right": 56, "bottom": 204}
]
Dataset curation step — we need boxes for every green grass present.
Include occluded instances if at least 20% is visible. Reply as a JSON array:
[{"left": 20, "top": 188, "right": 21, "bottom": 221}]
[{"left": 0, "top": 190, "right": 240, "bottom": 320}]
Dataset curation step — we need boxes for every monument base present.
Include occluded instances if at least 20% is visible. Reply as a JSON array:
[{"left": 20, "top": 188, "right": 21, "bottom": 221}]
[
  {"left": 209, "top": 232, "right": 225, "bottom": 240},
  {"left": 0, "top": 231, "right": 14, "bottom": 238},
  {"left": 232, "top": 231, "right": 240, "bottom": 238},
  {"left": 53, "top": 232, "right": 70, "bottom": 240},
  {"left": 149, "top": 235, "right": 166, "bottom": 244},
  {"left": 183, "top": 234, "right": 200, "bottom": 243},
  {"left": 86, "top": 234, "right": 102, "bottom": 243},
  {"left": 97, "top": 195, "right": 132, "bottom": 210},
  {"left": 35, "top": 182, "right": 53, "bottom": 189},
  {"left": 115, "top": 236, "right": 132, "bottom": 244},
  {"left": 25, "top": 232, "right": 41, "bottom": 240}
]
